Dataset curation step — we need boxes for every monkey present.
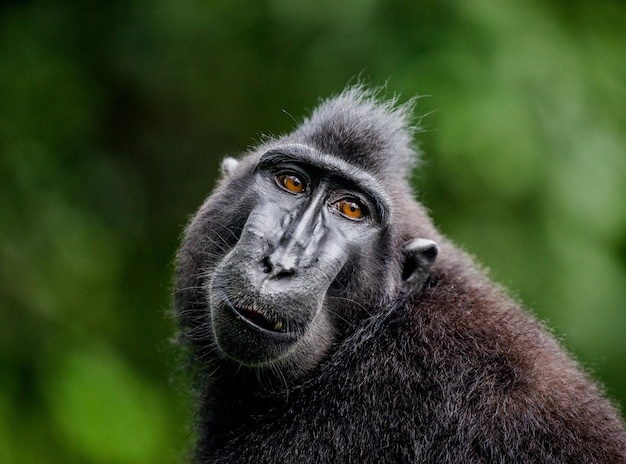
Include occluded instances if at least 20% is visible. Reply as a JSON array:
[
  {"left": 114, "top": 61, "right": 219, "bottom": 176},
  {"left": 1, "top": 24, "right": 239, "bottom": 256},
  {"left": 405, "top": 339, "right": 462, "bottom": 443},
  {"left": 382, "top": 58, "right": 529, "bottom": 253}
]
[{"left": 174, "top": 86, "right": 626, "bottom": 463}]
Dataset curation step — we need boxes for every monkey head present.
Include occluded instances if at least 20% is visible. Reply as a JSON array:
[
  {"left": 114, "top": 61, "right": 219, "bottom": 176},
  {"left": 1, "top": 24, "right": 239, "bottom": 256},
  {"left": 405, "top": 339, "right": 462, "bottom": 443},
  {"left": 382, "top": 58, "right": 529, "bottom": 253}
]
[{"left": 176, "top": 89, "right": 439, "bottom": 377}]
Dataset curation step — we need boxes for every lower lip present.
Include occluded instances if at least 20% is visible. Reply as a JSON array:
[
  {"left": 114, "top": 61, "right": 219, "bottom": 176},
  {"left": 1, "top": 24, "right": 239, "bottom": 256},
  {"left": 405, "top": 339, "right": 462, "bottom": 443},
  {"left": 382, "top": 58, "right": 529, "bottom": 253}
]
[{"left": 229, "top": 305, "right": 296, "bottom": 339}]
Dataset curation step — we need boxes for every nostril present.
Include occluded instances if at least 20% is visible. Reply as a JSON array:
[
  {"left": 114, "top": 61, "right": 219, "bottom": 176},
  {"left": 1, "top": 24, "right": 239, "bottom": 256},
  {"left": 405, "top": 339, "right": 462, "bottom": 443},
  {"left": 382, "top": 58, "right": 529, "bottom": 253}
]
[
  {"left": 260, "top": 256, "right": 272, "bottom": 274},
  {"left": 260, "top": 254, "right": 297, "bottom": 278},
  {"left": 275, "top": 267, "right": 295, "bottom": 279}
]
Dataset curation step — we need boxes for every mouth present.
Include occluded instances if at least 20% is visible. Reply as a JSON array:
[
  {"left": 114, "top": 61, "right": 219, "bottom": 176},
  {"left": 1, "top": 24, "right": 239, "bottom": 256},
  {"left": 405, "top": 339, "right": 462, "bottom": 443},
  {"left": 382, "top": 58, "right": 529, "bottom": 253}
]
[{"left": 232, "top": 304, "right": 288, "bottom": 333}]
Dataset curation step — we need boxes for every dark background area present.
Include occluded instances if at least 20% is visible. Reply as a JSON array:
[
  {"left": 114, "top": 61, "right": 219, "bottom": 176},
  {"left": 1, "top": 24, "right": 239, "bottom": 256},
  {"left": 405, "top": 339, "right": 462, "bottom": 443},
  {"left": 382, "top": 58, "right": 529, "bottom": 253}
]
[{"left": 1, "top": 1, "right": 625, "bottom": 462}]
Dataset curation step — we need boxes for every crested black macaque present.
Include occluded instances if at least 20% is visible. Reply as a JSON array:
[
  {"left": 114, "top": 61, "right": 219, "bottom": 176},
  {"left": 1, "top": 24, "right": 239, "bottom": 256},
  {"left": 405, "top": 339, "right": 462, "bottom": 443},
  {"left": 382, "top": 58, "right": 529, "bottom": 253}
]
[{"left": 175, "top": 87, "right": 626, "bottom": 463}]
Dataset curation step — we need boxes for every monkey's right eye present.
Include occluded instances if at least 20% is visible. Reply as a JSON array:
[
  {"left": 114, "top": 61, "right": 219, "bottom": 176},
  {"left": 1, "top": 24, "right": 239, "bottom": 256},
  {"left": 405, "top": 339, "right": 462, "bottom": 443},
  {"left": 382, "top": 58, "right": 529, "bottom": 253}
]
[{"left": 277, "top": 173, "right": 306, "bottom": 194}]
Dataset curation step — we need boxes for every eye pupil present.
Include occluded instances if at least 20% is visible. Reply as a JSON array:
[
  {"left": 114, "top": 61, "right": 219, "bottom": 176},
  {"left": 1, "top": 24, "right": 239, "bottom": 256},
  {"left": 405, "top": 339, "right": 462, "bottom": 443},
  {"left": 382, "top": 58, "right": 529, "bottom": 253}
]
[
  {"left": 278, "top": 174, "right": 305, "bottom": 193},
  {"left": 339, "top": 200, "right": 363, "bottom": 219}
]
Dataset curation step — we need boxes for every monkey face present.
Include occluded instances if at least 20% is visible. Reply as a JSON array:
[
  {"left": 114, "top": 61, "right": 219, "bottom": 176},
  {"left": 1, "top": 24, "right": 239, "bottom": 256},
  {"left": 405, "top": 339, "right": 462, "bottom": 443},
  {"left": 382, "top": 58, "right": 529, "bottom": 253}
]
[
  {"left": 207, "top": 145, "right": 392, "bottom": 373},
  {"left": 177, "top": 138, "right": 437, "bottom": 378}
]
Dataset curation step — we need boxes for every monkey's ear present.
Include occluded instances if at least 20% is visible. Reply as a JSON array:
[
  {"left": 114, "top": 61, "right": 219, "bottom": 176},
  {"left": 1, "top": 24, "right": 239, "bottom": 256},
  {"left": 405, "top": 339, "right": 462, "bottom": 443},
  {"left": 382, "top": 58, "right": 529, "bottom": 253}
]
[
  {"left": 401, "top": 238, "right": 438, "bottom": 292},
  {"left": 221, "top": 157, "right": 240, "bottom": 178}
]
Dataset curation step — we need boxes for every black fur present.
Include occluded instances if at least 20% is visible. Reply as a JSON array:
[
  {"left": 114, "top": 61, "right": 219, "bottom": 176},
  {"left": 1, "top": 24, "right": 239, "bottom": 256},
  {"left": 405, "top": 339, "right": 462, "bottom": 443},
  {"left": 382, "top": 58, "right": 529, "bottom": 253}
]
[{"left": 175, "top": 87, "right": 626, "bottom": 463}]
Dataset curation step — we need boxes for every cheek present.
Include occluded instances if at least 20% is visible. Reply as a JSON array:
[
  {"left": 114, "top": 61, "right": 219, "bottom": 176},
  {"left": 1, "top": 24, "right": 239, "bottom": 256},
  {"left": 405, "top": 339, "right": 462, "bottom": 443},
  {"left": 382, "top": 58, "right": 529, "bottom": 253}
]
[
  {"left": 332, "top": 226, "right": 379, "bottom": 262},
  {"left": 338, "top": 229, "right": 391, "bottom": 290},
  {"left": 240, "top": 202, "right": 285, "bottom": 240}
]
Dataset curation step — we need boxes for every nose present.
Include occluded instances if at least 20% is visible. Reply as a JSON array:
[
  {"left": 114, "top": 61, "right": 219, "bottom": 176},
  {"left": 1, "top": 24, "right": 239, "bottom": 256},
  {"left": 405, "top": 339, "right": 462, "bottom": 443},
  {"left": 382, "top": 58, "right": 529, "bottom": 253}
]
[
  {"left": 260, "top": 253, "right": 296, "bottom": 279},
  {"left": 260, "top": 189, "right": 326, "bottom": 280},
  {"left": 260, "top": 209, "right": 316, "bottom": 279}
]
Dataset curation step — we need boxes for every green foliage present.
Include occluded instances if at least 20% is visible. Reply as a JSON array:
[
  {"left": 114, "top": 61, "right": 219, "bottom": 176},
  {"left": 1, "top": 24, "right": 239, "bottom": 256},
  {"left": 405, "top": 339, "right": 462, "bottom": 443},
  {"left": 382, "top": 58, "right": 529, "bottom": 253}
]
[
  {"left": 45, "top": 345, "right": 173, "bottom": 463},
  {"left": 1, "top": 0, "right": 624, "bottom": 461}
]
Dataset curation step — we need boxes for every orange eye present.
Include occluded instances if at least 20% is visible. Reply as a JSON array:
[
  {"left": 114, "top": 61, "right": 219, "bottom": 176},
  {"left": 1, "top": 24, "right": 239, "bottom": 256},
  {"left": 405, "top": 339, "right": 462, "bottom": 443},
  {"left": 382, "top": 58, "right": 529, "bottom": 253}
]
[
  {"left": 277, "top": 174, "right": 305, "bottom": 194},
  {"left": 337, "top": 199, "right": 364, "bottom": 220}
]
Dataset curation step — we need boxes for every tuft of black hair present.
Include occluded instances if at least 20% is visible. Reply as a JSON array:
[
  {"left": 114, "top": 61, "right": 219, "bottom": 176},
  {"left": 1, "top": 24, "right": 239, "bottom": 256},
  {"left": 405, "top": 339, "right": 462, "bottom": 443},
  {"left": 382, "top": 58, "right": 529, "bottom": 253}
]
[{"left": 287, "top": 86, "right": 419, "bottom": 184}]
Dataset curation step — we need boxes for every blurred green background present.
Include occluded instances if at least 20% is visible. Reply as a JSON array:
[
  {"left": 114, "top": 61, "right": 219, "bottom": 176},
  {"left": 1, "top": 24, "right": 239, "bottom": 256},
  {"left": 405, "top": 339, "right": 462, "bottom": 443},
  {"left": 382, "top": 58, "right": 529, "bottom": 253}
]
[{"left": 1, "top": 0, "right": 625, "bottom": 462}]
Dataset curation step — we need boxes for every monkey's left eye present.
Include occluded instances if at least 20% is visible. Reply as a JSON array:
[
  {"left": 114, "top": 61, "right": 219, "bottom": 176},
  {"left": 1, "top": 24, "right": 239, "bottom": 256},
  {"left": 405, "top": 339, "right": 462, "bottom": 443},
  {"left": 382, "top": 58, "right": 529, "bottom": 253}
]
[
  {"left": 277, "top": 173, "right": 306, "bottom": 194},
  {"left": 333, "top": 199, "right": 366, "bottom": 220}
]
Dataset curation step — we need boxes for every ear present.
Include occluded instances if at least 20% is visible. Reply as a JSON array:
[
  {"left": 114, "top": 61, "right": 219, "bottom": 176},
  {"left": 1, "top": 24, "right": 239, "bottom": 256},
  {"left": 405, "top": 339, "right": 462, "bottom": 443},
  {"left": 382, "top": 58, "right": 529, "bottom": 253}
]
[
  {"left": 221, "top": 157, "right": 240, "bottom": 178},
  {"left": 401, "top": 238, "right": 439, "bottom": 293}
]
